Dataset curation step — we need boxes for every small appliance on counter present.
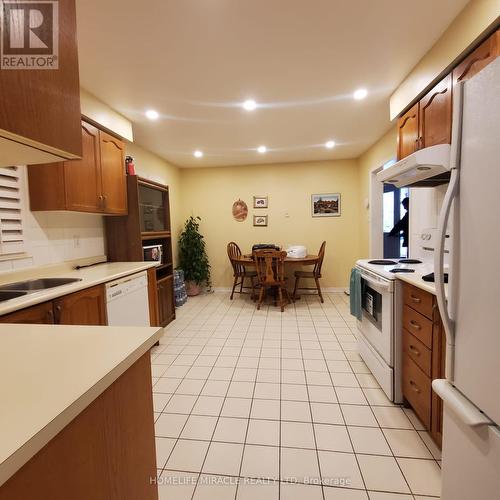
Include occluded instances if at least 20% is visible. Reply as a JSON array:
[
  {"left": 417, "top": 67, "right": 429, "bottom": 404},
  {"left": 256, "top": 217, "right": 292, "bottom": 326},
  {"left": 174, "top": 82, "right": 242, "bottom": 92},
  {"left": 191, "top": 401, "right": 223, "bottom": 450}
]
[
  {"left": 143, "top": 244, "right": 163, "bottom": 265},
  {"left": 286, "top": 245, "right": 307, "bottom": 259}
]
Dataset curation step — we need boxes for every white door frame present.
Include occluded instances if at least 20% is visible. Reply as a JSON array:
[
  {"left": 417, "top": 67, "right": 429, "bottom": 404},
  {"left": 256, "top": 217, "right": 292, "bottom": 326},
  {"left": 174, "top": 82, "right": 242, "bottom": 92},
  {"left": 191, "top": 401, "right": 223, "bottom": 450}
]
[{"left": 369, "top": 165, "right": 384, "bottom": 259}]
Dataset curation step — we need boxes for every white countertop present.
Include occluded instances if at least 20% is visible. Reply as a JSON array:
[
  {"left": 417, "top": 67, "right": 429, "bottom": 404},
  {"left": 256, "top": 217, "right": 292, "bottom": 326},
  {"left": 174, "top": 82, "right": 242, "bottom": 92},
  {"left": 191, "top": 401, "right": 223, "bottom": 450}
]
[
  {"left": 395, "top": 267, "right": 439, "bottom": 295},
  {"left": 0, "top": 323, "right": 162, "bottom": 487},
  {"left": 356, "top": 259, "right": 445, "bottom": 296},
  {"left": 0, "top": 260, "right": 157, "bottom": 315}
]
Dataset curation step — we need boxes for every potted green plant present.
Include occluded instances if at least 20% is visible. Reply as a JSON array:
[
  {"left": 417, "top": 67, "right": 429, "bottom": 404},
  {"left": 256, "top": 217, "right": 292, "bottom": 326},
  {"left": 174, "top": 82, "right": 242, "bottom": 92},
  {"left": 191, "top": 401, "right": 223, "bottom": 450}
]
[{"left": 178, "top": 216, "right": 211, "bottom": 296}]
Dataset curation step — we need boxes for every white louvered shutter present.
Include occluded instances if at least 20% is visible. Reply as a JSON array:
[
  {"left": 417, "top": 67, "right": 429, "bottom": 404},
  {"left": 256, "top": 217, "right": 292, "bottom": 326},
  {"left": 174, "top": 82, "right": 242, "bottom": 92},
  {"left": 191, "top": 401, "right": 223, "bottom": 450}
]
[{"left": 0, "top": 167, "right": 25, "bottom": 255}]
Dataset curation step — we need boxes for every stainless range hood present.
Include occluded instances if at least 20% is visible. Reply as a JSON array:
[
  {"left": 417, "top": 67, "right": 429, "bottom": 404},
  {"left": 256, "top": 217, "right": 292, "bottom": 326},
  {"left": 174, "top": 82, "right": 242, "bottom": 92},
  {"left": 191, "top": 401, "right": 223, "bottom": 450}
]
[{"left": 377, "top": 144, "right": 451, "bottom": 188}]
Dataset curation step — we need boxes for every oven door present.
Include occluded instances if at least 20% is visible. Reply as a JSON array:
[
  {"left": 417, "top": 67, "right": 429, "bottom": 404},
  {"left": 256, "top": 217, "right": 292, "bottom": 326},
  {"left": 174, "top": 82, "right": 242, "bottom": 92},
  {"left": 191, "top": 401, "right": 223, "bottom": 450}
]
[{"left": 357, "top": 268, "right": 394, "bottom": 366}]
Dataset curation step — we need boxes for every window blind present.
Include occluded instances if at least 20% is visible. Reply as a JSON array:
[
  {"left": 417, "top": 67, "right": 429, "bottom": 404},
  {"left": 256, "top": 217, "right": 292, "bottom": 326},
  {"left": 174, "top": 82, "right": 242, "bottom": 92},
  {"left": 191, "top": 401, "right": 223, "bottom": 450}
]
[{"left": 0, "top": 167, "right": 25, "bottom": 255}]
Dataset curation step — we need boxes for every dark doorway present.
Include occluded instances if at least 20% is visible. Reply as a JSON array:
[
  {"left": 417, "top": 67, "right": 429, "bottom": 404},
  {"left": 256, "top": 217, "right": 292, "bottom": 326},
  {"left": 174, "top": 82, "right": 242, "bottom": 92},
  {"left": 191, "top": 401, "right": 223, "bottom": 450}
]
[{"left": 383, "top": 185, "right": 409, "bottom": 259}]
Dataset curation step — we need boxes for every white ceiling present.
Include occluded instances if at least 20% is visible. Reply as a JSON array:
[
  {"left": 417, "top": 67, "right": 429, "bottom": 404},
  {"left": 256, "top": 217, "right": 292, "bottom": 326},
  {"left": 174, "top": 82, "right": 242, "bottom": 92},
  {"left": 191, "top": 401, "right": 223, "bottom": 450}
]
[{"left": 76, "top": 0, "right": 468, "bottom": 168}]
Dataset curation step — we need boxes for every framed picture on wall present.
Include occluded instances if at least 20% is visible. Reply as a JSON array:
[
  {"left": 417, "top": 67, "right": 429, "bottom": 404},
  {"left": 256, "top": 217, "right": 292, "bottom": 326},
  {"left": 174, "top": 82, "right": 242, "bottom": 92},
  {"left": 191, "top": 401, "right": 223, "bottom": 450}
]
[
  {"left": 311, "top": 193, "right": 341, "bottom": 217},
  {"left": 253, "top": 196, "right": 268, "bottom": 209},
  {"left": 253, "top": 215, "right": 268, "bottom": 227}
]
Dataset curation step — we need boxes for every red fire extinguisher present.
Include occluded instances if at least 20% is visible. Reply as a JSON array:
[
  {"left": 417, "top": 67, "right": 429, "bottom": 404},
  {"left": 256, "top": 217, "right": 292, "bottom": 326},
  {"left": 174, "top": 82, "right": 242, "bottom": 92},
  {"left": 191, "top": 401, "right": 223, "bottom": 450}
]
[{"left": 125, "top": 156, "right": 136, "bottom": 175}]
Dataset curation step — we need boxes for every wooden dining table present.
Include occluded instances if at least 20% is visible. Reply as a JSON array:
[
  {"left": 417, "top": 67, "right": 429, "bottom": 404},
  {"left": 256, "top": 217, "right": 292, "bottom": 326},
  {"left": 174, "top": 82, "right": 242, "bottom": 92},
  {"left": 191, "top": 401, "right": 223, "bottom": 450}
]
[
  {"left": 234, "top": 253, "right": 319, "bottom": 302},
  {"left": 234, "top": 254, "right": 319, "bottom": 266}
]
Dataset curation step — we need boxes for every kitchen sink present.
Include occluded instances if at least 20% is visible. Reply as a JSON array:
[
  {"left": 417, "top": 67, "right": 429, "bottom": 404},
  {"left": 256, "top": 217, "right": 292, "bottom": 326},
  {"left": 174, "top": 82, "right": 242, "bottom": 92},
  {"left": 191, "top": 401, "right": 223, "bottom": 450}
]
[
  {"left": 0, "top": 278, "right": 82, "bottom": 292},
  {"left": 0, "top": 290, "right": 28, "bottom": 302}
]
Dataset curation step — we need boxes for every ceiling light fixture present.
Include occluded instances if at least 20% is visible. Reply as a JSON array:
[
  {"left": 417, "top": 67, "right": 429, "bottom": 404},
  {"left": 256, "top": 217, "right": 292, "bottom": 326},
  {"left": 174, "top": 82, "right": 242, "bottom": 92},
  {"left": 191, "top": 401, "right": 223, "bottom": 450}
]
[
  {"left": 193, "top": 150, "right": 203, "bottom": 158},
  {"left": 242, "top": 99, "right": 257, "bottom": 111},
  {"left": 325, "top": 140, "right": 336, "bottom": 149},
  {"left": 353, "top": 88, "right": 368, "bottom": 100},
  {"left": 145, "top": 109, "right": 159, "bottom": 120},
  {"left": 257, "top": 145, "right": 267, "bottom": 154}
]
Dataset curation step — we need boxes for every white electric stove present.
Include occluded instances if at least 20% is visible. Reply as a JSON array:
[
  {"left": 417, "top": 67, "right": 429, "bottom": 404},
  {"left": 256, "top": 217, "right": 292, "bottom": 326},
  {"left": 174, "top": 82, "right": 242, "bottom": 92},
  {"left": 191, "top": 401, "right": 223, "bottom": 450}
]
[{"left": 355, "top": 258, "right": 430, "bottom": 403}]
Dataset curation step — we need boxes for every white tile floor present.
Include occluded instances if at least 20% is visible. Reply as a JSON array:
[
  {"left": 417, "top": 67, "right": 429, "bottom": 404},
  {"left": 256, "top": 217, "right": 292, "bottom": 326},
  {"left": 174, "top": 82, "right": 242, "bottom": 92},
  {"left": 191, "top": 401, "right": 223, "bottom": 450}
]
[{"left": 151, "top": 292, "right": 441, "bottom": 500}]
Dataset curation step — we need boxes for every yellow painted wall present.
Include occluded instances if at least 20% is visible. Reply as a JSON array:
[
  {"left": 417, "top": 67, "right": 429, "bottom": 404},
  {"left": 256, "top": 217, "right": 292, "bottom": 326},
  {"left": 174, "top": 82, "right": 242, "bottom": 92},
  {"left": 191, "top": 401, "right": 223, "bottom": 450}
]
[
  {"left": 390, "top": 0, "right": 500, "bottom": 118},
  {"left": 80, "top": 89, "right": 134, "bottom": 141},
  {"left": 125, "top": 142, "right": 182, "bottom": 265},
  {"left": 179, "top": 160, "right": 361, "bottom": 289},
  {"left": 358, "top": 127, "right": 398, "bottom": 257}
]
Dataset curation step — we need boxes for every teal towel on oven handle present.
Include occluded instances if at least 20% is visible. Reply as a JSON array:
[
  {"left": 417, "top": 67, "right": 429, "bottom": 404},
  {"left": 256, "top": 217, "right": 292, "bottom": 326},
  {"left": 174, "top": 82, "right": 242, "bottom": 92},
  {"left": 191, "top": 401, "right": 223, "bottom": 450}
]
[{"left": 349, "top": 268, "right": 362, "bottom": 321}]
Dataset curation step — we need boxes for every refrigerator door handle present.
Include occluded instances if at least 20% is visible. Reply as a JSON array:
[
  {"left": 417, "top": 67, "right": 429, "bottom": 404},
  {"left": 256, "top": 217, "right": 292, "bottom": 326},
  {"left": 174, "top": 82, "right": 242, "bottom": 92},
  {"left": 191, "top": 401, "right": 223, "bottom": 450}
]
[
  {"left": 432, "top": 379, "right": 493, "bottom": 427},
  {"left": 434, "top": 82, "right": 464, "bottom": 380},
  {"left": 435, "top": 168, "right": 458, "bottom": 343}
]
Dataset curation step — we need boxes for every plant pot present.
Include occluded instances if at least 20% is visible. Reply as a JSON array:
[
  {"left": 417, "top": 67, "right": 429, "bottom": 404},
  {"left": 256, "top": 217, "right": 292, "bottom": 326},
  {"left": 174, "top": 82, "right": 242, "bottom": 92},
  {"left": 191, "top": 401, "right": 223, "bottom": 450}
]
[{"left": 185, "top": 281, "right": 201, "bottom": 296}]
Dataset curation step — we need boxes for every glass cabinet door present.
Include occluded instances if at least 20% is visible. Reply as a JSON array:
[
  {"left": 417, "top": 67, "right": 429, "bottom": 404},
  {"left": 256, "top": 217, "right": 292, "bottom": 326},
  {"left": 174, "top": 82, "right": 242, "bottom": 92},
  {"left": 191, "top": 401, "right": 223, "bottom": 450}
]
[{"left": 138, "top": 184, "right": 168, "bottom": 233}]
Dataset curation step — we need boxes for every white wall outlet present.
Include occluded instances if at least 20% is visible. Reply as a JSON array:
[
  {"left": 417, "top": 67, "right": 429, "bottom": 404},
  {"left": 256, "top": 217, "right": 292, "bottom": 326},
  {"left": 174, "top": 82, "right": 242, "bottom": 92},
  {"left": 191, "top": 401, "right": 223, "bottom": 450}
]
[{"left": 73, "top": 235, "right": 80, "bottom": 248}]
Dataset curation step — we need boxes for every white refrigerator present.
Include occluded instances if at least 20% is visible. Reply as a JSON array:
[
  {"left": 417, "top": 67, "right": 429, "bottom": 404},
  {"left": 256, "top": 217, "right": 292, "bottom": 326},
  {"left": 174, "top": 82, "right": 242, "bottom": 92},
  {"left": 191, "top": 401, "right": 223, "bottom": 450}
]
[{"left": 432, "top": 57, "right": 500, "bottom": 499}]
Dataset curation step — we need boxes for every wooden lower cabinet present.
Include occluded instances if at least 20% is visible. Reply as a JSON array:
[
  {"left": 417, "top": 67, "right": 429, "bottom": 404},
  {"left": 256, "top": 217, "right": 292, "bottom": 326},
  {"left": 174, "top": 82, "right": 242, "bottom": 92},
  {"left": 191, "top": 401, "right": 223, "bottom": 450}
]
[
  {"left": 0, "top": 353, "right": 158, "bottom": 500},
  {"left": 147, "top": 268, "right": 160, "bottom": 327},
  {"left": 54, "top": 285, "right": 107, "bottom": 326},
  {"left": 0, "top": 288, "right": 106, "bottom": 326},
  {"left": 402, "top": 283, "right": 445, "bottom": 447},
  {"left": 0, "top": 302, "right": 54, "bottom": 324},
  {"left": 157, "top": 275, "right": 175, "bottom": 327}
]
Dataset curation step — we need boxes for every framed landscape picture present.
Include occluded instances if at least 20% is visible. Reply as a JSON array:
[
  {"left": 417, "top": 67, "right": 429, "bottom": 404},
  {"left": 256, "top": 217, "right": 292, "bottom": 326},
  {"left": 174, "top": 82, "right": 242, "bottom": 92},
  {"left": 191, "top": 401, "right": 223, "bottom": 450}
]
[
  {"left": 311, "top": 193, "right": 341, "bottom": 217},
  {"left": 253, "top": 215, "right": 268, "bottom": 227},
  {"left": 253, "top": 196, "right": 268, "bottom": 209}
]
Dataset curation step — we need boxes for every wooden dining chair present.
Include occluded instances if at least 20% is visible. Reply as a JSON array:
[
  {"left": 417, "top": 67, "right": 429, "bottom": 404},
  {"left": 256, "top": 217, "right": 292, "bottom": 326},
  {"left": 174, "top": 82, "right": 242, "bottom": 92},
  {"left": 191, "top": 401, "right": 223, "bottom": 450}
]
[
  {"left": 227, "top": 242, "right": 257, "bottom": 300},
  {"left": 292, "top": 241, "right": 326, "bottom": 303},
  {"left": 253, "top": 249, "right": 292, "bottom": 312}
]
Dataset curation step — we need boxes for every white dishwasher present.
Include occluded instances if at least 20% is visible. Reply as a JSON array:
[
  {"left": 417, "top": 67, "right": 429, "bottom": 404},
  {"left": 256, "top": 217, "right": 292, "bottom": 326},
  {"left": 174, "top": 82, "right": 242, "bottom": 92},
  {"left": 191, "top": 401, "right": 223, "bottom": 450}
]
[{"left": 105, "top": 271, "right": 150, "bottom": 326}]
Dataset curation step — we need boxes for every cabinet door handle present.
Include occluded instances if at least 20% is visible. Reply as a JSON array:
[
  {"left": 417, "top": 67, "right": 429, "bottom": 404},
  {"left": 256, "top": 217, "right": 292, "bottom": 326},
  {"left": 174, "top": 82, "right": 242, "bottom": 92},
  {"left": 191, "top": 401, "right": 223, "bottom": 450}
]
[
  {"left": 102, "top": 196, "right": 107, "bottom": 209},
  {"left": 409, "top": 344, "right": 420, "bottom": 356},
  {"left": 409, "top": 380, "right": 421, "bottom": 394},
  {"left": 54, "top": 304, "right": 62, "bottom": 324},
  {"left": 410, "top": 294, "right": 421, "bottom": 304},
  {"left": 98, "top": 195, "right": 104, "bottom": 208},
  {"left": 47, "top": 309, "right": 54, "bottom": 322},
  {"left": 409, "top": 320, "right": 421, "bottom": 330}
]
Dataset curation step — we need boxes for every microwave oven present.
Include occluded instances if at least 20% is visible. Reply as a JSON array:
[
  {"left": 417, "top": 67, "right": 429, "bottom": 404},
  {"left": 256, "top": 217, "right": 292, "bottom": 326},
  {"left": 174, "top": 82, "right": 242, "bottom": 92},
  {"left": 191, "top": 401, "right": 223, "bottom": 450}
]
[{"left": 143, "top": 244, "right": 163, "bottom": 265}]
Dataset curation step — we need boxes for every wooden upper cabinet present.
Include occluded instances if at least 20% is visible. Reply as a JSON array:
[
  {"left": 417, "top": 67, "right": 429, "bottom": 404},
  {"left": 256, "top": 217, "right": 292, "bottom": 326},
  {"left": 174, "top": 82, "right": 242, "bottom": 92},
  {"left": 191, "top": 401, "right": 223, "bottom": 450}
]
[
  {"left": 397, "top": 104, "right": 419, "bottom": 160},
  {"left": 453, "top": 30, "right": 500, "bottom": 84},
  {"left": 396, "top": 30, "right": 500, "bottom": 161},
  {"left": 28, "top": 121, "right": 128, "bottom": 215},
  {"left": 0, "top": 302, "right": 54, "bottom": 324},
  {"left": 53, "top": 285, "right": 107, "bottom": 326},
  {"left": 64, "top": 121, "right": 102, "bottom": 212},
  {"left": 0, "top": 0, "right": 82, "bottom": 167},
  {"left": 99, "top": 131, "right": 127, "bottom": 214},
  {"left": 418, "top": 74, "right": 452, "bottom": 150}
]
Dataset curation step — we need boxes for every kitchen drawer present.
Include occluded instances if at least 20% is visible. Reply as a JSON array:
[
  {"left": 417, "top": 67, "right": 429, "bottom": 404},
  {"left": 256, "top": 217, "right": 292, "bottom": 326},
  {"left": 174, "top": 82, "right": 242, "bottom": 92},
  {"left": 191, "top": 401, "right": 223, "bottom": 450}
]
[
  {"left": 403, "top": 284, "right": 434, "bottom": 319},
  {"left": 403, "top": 305, "right": 433, "bottom": 349},
  {"left": 403, "top": 356, "right": 431, "bottom": 429},
  {"left": 403, "top": 328, "right": 432, "bottom": 377}
]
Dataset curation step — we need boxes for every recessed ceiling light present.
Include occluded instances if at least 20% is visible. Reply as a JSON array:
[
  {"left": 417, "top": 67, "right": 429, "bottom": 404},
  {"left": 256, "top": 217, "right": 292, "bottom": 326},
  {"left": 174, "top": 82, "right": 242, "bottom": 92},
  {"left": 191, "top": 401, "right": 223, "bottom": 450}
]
[
  {"left": 193, "top": 150, "right": 203, "bottom": 158},
  {"left": 325, "top": 140, "right": 336, "bottom": 149},
  {"left": 353, "top": 88, "right": 368, "bottom": 100},
  {"left": 145, "top": 109, "right": 159, "bottom": 120},
  {"left": 242, "top": 99, "right": 257, "bottom": 111},
  {"left": 257, "top": 145, "right": 267, "bottom": 153}
]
